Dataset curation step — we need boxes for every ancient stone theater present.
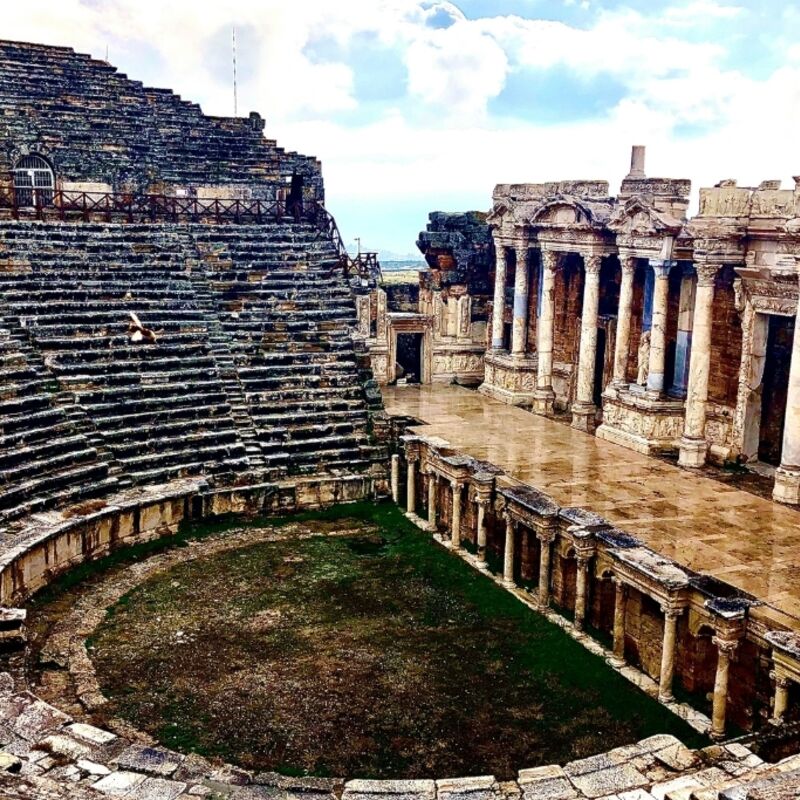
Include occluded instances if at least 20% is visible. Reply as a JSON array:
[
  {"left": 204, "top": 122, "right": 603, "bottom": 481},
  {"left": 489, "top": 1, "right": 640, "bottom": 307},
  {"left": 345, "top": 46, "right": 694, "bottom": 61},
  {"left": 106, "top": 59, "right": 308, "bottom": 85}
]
[{"left": 2, "top": 38, "right": 800, "bottom": 800}]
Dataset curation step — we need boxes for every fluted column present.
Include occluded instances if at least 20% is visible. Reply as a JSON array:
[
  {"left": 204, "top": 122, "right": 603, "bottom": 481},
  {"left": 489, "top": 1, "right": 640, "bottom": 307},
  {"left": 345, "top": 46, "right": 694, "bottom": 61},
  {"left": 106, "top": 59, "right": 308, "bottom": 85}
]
[
  {"left": 770, "top": 672, "right": 791, "bottom": 725},
  {"left": 710, "top": 637, "right": 738, "bottom": 740},
  {"left": 774, "top": 275, "right": 800, "bottom": 504},
  {"left": 512, "top": 241, "right": 530, "bottom": 357},
  {"left": 491, "top": 242, "right": 508, "bottom": 350},
  {"left": 572, "top": 254, "right": 602, "bottom": 432},
  {"left": 406, "top": 457, "right": 417, "bottom": 514},
  {"left": 476, "top": 498, "right": 488, "bottom": 569},
  {"left": 391, "top": 454, "right": 400, "bottom": 504},
  {"left": 658, "top": 607, "right": 682, "bottom": 703},
  {"left": 533, "top": 250, "right": 558, "bottom": 415},
  {"left": 574, "top": 555, "right": 590, "bottom": 632},
  {"left": 678, "top": 264, "right": 718, "bottom": 467},
  {"left": 450, "top": 479, "right": 462, "bottom": 549},
  {"left": 537, "top": 532, "right": 554, "bottom": 607},
  {"left": 647, "top": 260, "right": 675, "bottom": 396},
  {"left": 503, "top": 514, "right": 515, "bottom": 587},
  {"left": 612, "top": 256, "right": 636, "bottom": 387},
  {"left": 427, "top": 470, "right": 437, "bottom": 530},
  {"left": 611, "top": 579, "right": 627, "bottom": 667}
]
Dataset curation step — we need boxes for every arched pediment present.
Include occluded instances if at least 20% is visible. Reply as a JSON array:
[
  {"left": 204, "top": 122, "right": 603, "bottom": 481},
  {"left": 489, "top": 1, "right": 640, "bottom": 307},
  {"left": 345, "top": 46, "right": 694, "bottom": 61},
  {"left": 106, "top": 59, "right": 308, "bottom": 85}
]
[
  {"left": 529, "top": 198, "right": 593, "bottom": 227},
  {"left": 608, "top": 196, "right": 683, "bottom": 236},
  {"left": 487, "top": 202, "right": 509, "bottom": 225}
]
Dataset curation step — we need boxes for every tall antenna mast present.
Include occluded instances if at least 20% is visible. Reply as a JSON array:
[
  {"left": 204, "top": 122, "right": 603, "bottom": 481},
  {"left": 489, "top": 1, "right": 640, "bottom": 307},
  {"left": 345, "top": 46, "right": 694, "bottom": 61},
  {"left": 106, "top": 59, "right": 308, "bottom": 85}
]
[{"left": 232, "top": 26, "right": 238, "bottom": 117}]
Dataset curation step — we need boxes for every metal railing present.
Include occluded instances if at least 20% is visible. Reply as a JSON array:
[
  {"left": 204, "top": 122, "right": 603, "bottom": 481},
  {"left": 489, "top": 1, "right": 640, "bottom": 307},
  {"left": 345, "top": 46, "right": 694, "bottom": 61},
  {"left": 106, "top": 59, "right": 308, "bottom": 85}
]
[{"left": 0, "top": 186, "right": 383, "bottom": 283}]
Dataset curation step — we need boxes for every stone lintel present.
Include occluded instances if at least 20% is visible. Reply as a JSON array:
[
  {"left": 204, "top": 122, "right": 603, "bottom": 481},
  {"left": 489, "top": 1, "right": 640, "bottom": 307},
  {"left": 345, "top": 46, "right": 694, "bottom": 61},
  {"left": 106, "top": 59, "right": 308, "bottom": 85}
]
[
  {"left": 704, "top": 596, "right": 752, "bottom": 623},
  {"left": 559, "top": 507, "right": 609, "bottom": 531},
  {"left": 611, "top": 547, "right": 692, "bottom": 595},
  {"left": 499, "top": 485, "right": 560, "bottom": 518},
  {"left": 596, "top": 527, "right": 640, "bottom": 549},
  {"left": 766, "top": 631, "right": 800, "bottom": 668}
]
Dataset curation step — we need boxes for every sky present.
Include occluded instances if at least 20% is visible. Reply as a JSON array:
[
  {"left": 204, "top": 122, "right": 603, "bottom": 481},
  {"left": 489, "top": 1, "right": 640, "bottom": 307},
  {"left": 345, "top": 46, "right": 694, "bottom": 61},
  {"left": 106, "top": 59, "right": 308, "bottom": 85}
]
[{"left": 2, "top": 0, "right": 799, "bottom": 259}]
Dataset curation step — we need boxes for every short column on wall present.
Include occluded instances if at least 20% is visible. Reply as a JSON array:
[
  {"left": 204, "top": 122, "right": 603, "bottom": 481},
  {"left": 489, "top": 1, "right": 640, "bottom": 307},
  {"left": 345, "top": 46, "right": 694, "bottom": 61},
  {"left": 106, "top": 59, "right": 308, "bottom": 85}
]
[
  {"left": 572, "top": 253, "right": 603, "bottom": 433},
  {"left": 770, "top": 672, "right": 792, "bottom": 725},
  {"left": 537, "top": 531, "right": 554, "bottom": 607},
  {"left": 427, "top": 470, "right": 437, "bottom": 531},
  {"left": 476, "top": 497, "right": 489, "bottom": 569},
  {"left": 503, "top": 513, "right": 516, "bottom": 588},
  {"left": 391, "top": 454, "right": 400, "bottom": 504},
  {"left": 611, "top": 578, "right": 628, "bottom": 667},
  {"left": 658, "top": 605, "right": 682, "bottom": 703},
  {"left": 450, "top": 479, "right": 462, "bottom": 550},
  {"left": 533, "top": 250, "right": 559, "bottom": 415},
  {"left": 710, "top": 636, "right": 738, "bottom": 740},
  {"left": 574, "top": 555, "right": 590, "bottom": 632},
  {"left": 406, "top": 457, "right": 417, "bottom": 515}
]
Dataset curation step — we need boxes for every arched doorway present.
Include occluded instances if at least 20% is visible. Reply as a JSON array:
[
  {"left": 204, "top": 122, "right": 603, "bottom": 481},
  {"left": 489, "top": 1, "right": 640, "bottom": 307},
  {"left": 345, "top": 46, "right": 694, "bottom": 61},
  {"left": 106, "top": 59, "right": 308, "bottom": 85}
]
[{"left": 13, "top": 155, "right": 54, "bottom": 208}]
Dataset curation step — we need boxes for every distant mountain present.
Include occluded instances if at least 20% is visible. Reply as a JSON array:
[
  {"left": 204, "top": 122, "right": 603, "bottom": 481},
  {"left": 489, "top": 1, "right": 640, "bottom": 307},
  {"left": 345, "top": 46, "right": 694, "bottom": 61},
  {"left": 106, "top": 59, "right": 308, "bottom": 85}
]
[
  {"left": 382, "top": 259, "right": 425, "bottom": 271},
  {"left": 378, "top": 248, "right": 425, "bottom": 262}
]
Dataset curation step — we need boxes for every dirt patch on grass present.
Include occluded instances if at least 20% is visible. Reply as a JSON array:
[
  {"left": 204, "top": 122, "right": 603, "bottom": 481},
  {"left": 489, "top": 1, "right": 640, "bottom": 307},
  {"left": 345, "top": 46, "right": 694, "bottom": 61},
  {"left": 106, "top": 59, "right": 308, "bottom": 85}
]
[{"left": 25, "top": 503, "right": 702, "bottom": 780}]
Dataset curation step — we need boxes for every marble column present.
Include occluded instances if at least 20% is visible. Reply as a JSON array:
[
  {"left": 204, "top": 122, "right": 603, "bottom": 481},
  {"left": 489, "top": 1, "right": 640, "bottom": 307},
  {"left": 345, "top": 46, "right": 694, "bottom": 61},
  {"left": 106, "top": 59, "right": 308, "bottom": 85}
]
[
  {"left": 646, "top": 260, "right": 675, "bottom": 396},
  {"left": 572, "top": 254, "right": 602, "bottom": 432},
  {"left": 710, "top": 637, "right": 738, "bottom": 740},
  {"left": 391, "top": 454, "right": 400, "bottom": 504},
  {"left": 503, "top": 515, "right": 515, "bottom": 587},
  {"left": 533, "top": 250, "right": 558, "bottom": 415},
  {"left": 678, "top": 265, "right": 718, "bottom": 468},
  {"left": 406, "top": 458, "right": 417, "bottom": 515},
  {"left": 612, "top": 257, "right": 636, "bottom": 387},
  {"left": 476, "top": 498, "right": 488, "bottom": 569},
  {"left": 427, "top": 471, "right": 437, "bottom": 530},
  {"left": 537, "top": 532, "right": 554, "bottom": 607},
  {"left": 658, "top": 607, "right": 681, "bottom": 703},
  {"left": 450, "top": 480, "right": 462, "bottom": 549},
  {"left": 611, "top": 579, "right": 627, "bottom": 667},
  {"left": 574, "top": 556, "right": 590, "bottom": 632},
  {"left": 491, "top": 242, "right": 508, "bottom": 350},
  {"left": 512, "top": 242, "right": 530, "bottom": 357},
  {"left": 774, "top": 279, "right": 800, "bottom": 503},
  {"left": 771, "top": 673, "right": 791, "bottom": 725}
]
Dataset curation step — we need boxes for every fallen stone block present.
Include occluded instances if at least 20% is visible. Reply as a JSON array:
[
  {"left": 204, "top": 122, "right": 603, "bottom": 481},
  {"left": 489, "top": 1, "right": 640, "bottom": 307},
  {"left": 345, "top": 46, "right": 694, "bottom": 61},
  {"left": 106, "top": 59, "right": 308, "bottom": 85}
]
[
  {"left": 93, "top": 769, "right": 149, "bottom": 796},
  {"left": 567, "top": 765, "right": 650, "bottom": 800},
  {"left": 342, "top": 778, "right": 437, "bottom": 800},
  {"left": 114, "top": 744, "right": 184, "bottom": 777}
]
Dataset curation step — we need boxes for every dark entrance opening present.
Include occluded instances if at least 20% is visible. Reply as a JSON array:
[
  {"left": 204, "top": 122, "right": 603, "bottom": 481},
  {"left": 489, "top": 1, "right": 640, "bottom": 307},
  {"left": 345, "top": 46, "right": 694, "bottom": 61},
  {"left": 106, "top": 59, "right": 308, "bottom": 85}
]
[
  {"left": 396, "top": 332, "right": 423, "bottom": 383},
  {"left": 593, "top": 327, "right": 607, "bottom": 407},
  {"left": 758, "top": 314, "right": 793, "bottom": 465}
]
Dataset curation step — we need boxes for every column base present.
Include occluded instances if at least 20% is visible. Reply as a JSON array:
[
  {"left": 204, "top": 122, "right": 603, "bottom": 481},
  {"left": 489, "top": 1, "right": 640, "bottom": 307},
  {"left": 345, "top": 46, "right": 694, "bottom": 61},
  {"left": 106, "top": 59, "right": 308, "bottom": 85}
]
[
  {"left": 571, "top": 402, "right": 597, "bottom": 433},
  {"left": 658, "top": 691, "right": 675, "bottom": 705},
  {"left": 709, "top": 728, "right": 726, "bottom": 742},
  {"left": 533, "top": 387, "right": 555, "bottom": 416},
  {"left": 609, "top": 655, "right": 625, "bottom": 669},
  {"left": 678, "top": 436, "right": 708, "bottom": 468},
  {"left": 502, "top": 579, "right": 516, "bottom": 589},
  {"left": 773, "top": 466, "right": 800, "bottom": 505}
]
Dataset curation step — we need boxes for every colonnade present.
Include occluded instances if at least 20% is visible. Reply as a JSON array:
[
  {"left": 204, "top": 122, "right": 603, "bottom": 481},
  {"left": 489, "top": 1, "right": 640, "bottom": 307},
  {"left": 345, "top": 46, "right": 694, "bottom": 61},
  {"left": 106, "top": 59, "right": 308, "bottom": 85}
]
[
  {"left": 489, "top": 237, "right": 800, "bottom": 503},
  {"left": 396, "top": 442, "right": 789, "bottom": 740}
]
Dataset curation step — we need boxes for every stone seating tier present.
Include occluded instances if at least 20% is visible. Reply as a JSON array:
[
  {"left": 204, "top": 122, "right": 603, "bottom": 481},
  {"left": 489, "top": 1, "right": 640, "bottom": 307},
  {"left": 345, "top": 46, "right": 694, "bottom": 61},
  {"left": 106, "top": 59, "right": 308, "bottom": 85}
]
[{"left": 0, "top": 220, "right": 385, "bottom": 527}]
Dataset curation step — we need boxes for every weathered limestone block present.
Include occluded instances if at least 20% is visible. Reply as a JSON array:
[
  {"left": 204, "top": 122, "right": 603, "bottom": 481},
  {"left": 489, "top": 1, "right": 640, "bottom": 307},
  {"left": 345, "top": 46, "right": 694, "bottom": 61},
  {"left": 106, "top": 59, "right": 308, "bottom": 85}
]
[
  {"left": 437, "top": 776, "right": 501, "bottom": 800},
  {"left": 343, "top": 779, "right": 437, "bottom": 800},
  {"left": 113, "top": 744, "right": 184, "bottom": 777},
  {"left": 518, "top": 765, "right": 577, "bottom": 800}
]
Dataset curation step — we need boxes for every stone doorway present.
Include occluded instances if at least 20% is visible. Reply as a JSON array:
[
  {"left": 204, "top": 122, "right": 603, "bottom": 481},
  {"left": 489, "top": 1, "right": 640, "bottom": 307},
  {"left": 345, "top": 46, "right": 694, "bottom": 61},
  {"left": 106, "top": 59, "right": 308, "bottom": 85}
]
[
  {"left": 758, "top": 315, "right": 793, "bottom": 465},
  {"left": 396, "top": 332, "right": 423, "bottom": 383}
]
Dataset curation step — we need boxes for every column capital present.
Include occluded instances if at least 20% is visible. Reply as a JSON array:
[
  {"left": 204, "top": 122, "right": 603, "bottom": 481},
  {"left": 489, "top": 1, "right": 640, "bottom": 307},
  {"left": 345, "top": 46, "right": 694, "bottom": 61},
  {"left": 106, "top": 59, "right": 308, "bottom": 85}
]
[
  {"left": 660, "top": 605, "right": 684, "bottom": 620},
  {"left": 575, "top": 554, "right": 592, "bottom": 569},
  {"left": 649, "top": 258, "right": 677, "bottom": 278},
  {"left": 621, "top": 255, "right": 637, "bottom": 275},
  {"left": 450, "top": 477, "right": 462, "bottom": 491},
  {"left": 406, "top": 453, "right": 418, "bottom": 464},
  {"left": 712, "top": 636, "right": 740, "bottom": 658},
  {"left": 582, "top": 253, "right": 603, "bottom": 275},
  {"left": 770, "top": 670, "right": 792, "bottom": 689},
  {"left": 541, "top": 249, "right": 561, "bottom": 272},
  {"left": 695, "top": 263, "right": 719, "bottom": 287}
]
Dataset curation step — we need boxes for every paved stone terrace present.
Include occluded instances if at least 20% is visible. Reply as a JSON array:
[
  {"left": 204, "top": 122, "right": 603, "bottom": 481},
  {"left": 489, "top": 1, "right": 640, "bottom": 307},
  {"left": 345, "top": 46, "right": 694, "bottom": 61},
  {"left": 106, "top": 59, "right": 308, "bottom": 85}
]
[{"left": 382, "top": 385, "right": 800, "bottom": 629}]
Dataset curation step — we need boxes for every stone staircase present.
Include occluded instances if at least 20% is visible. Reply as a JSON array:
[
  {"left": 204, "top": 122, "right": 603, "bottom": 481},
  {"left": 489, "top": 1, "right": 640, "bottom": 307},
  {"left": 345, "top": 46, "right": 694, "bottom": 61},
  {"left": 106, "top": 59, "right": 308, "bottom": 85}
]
[{"left": 193, "top": 223, "right": 387, "bottom": 477}]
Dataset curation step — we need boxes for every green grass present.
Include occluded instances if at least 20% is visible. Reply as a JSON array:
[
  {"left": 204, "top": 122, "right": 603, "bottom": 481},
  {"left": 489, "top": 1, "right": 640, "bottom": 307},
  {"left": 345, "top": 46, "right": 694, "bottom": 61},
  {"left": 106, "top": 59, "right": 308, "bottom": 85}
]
[{"left": 76, "top": 502, "right": 705, "bottom": 779}]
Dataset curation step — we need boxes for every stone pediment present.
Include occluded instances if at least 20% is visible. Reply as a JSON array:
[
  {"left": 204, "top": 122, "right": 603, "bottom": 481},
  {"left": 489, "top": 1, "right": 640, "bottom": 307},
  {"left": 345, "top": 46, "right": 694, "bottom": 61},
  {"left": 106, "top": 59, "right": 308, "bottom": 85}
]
[
  {"left": 528, "top": 196, "right": 603, "bottom": 229},
  {"left": 608, "top": 197, "right": 683, "bottom": 237}
]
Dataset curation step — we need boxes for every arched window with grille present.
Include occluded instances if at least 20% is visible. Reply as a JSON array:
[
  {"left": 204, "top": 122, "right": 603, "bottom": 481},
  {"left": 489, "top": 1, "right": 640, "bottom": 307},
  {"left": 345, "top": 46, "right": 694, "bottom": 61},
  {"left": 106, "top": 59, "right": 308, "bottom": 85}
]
[{"left": 13, "top": 155, "right": 54, "bottom": 208}]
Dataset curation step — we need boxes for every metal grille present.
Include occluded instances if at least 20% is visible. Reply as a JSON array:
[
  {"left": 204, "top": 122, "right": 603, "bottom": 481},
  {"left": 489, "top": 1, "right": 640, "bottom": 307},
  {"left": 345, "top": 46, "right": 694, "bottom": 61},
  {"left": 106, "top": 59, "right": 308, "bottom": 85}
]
[{"left": 13, "top": 155, "right": 54, "bottom": 207}]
